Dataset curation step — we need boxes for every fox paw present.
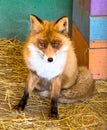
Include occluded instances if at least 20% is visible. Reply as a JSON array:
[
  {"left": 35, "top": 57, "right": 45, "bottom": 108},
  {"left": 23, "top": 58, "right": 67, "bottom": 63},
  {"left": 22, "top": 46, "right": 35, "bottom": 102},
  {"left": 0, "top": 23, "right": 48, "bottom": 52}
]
[
  {"left": 49, "top": 107, "right": 59, "bottom": 119},
  {"left": 13, "top": 101, "right": 26, "bottom": 112}
]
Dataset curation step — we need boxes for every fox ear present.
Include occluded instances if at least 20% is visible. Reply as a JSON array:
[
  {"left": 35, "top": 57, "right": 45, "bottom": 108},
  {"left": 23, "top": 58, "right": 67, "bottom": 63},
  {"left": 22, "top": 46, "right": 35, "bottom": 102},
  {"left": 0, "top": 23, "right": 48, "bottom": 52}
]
[
  {"left": 30, "top": 15, "right": 43, "bottom": 33},
  {"left": 54, "top": 16, "right": 68, "bottom": 34}
]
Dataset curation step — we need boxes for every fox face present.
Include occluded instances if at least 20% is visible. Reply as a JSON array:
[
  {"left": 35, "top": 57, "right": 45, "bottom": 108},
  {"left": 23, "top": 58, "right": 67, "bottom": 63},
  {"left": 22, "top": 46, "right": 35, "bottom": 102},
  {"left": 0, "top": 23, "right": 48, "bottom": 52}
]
[
  {"left": 24, "top": 15, "right": 72, "bottom": 80},
  {"left": 34, "top": 39, "right": 63, "bottom": 62}
]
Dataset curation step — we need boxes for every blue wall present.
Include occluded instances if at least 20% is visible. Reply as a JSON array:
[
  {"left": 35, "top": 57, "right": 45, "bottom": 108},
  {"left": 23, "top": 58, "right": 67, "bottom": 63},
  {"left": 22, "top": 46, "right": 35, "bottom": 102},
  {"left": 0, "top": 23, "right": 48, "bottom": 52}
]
[
  {"left": 90, "top": 17, "right": 107, "bottom": 41},
  {"left": 0, "top": 0, "right": 73, "bottom": 41}
]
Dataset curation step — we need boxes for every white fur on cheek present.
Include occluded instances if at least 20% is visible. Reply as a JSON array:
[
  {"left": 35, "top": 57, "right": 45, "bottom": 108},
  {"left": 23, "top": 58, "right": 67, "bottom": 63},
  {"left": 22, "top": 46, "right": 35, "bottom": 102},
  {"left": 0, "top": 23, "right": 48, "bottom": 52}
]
[{"left": 27, "top": 44, "right": 67, "bottom": 80}]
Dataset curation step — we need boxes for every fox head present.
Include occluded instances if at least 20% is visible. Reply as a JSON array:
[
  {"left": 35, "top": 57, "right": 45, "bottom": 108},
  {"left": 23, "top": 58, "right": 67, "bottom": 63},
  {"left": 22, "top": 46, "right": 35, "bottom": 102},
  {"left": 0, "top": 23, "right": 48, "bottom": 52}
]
[{"left": 27, "top": 15, "right": 71, "bottom": 62}]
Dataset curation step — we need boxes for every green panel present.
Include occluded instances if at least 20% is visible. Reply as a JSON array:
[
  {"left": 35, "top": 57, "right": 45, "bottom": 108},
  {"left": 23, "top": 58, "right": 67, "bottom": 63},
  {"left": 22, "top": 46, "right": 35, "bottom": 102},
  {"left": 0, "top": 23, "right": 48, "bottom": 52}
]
[{"left": 0, "top": 0, "right": 73, "bottom": 41}]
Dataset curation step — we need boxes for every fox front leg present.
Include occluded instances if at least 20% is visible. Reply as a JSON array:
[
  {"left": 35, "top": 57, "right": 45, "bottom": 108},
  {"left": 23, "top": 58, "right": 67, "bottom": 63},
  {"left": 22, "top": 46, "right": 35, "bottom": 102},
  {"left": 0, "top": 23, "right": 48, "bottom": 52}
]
[
  {"left": 16, "top": 87, "right": 29, "bottom": 111},
  {"left": 50, "top": 76, "right": 62, "bottom": 118},
  {"left": 15, "top": 71, "right": 39, "bottom": 111},
  {"left": 50, "top": 95, "right": 59, "bottom": 118}
]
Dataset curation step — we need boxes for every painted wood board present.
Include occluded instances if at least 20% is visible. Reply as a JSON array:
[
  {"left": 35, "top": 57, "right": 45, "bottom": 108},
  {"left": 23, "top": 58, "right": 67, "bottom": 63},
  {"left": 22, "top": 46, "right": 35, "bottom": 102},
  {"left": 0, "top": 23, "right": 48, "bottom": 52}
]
[
  {"left": 73, "top": 0, "right": 90, "bottom": 42},
  {"left": 90, "top": 41, "right": 107, "bottom": 48},
  {"left": 89, "top": 48, "right": 107, "bottom": 79},
  {"left": 90, "top": 17, "right": 107, "bottom": 40},
  {"left": 0, "top": 0, "right": 73, "bottom": 41},
  {"left": 91, "top": 0, "right": 107, "bottom": 16},
  {"left": 79, "top": 0, "right": 91, "bottom": 12},
  {"left": 72, "top": 23, "right": 89, "bottom": 66}
]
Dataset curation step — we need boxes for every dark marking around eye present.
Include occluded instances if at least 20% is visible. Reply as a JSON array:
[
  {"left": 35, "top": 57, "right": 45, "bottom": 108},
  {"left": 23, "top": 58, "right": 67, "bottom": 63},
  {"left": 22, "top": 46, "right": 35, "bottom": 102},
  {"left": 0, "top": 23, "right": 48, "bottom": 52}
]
[
  {"left": 51, "top": 42, "right": 61, "bottom": 49},
  {"left": 38, "top": 42, "right": 48, "bottom": 49}
]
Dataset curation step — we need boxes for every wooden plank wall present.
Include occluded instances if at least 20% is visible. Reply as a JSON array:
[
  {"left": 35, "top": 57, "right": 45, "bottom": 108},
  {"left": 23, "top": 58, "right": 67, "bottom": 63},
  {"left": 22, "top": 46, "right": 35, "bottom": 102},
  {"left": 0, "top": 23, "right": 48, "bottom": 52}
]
[
  {"left": 89, "top": 0, "right": 107, "bottom": 80},
  {"left": 73, "top": 0, "right": 90, "bottom": 43},
  {"left": 91, "top": 0, "right": 107, "bottom": 16},
  {"left": 72, "top": 0, "right": 90, "bottom": 67},
  {"left": 89, "top": 41, "right": 107, "bottom": 79},
  {"left": 72, "top": 0, "right": 107, "bottom": 80},
  {"left": 0, "top": 0, "right": 73, "bottom": 41},
  {"left": 90, "top": 17, "right": 107, "bottom": 41}
]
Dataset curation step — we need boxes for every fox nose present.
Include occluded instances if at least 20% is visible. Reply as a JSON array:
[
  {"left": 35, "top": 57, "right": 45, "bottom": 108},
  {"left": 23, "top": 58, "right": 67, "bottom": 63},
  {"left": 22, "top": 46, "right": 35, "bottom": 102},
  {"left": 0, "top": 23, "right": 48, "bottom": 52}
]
[{"left": 47, "top": 57, "right": 53, "bottom": 62}]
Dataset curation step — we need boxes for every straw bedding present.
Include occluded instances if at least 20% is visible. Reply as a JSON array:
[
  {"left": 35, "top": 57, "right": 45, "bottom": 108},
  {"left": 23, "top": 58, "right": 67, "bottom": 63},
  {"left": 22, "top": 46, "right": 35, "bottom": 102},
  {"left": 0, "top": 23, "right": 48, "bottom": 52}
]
[{"left": 0, "top": 38, "right": 107, "bottom": 130}]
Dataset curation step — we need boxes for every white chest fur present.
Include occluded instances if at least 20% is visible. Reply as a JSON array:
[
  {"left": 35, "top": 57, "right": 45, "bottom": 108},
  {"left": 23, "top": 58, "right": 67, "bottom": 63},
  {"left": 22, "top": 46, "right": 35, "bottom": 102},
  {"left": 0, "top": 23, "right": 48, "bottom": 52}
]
[{"left": 27, "top": 44, "right": 67, "bottom": 80}]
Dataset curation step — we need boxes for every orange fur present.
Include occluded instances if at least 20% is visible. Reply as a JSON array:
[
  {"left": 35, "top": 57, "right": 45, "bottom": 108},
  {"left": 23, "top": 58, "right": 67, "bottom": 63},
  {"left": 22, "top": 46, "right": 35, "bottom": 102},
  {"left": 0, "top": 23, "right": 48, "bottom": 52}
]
[
  {"left": 17, "top": 15, "right": 95, "bottom": 118},
  {"left": 24, "top": 15, "right": 95, "bottom": 105}
]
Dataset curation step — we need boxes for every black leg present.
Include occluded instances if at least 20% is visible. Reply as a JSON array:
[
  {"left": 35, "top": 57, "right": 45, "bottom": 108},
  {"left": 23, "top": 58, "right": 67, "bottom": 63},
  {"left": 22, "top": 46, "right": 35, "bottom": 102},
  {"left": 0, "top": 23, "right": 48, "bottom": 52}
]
[
  {"left": 50, "top": 96, "right": 58, "bottom": 118},
  {"left": 15, "top": 88, "right": 29, "bottom": 111}
]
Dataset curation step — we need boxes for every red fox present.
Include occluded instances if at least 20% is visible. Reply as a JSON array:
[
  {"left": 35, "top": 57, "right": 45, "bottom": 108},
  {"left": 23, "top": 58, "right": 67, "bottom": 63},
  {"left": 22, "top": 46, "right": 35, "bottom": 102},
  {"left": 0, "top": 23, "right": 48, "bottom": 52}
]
[{"left": 16, "top": 15, "right": 95, "bottom": 118}]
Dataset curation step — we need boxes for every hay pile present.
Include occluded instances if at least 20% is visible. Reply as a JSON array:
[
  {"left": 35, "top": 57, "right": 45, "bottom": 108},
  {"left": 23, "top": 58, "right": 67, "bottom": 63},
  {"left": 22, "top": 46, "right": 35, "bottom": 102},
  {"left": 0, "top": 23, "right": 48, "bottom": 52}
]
[{"left": 0, "top": 38, "right": 107, "bottom": 130}]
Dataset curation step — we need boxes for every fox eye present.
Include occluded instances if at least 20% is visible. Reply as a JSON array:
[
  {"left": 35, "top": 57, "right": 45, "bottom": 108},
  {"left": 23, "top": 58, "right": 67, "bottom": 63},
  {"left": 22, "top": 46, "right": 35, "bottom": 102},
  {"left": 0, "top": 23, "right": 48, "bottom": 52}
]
[
  {"left": 38, "top": 42, "right": 47, "bottom": 49},
  {"left": 52, "top": 42, "right": 60, "bottom": 49}
]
